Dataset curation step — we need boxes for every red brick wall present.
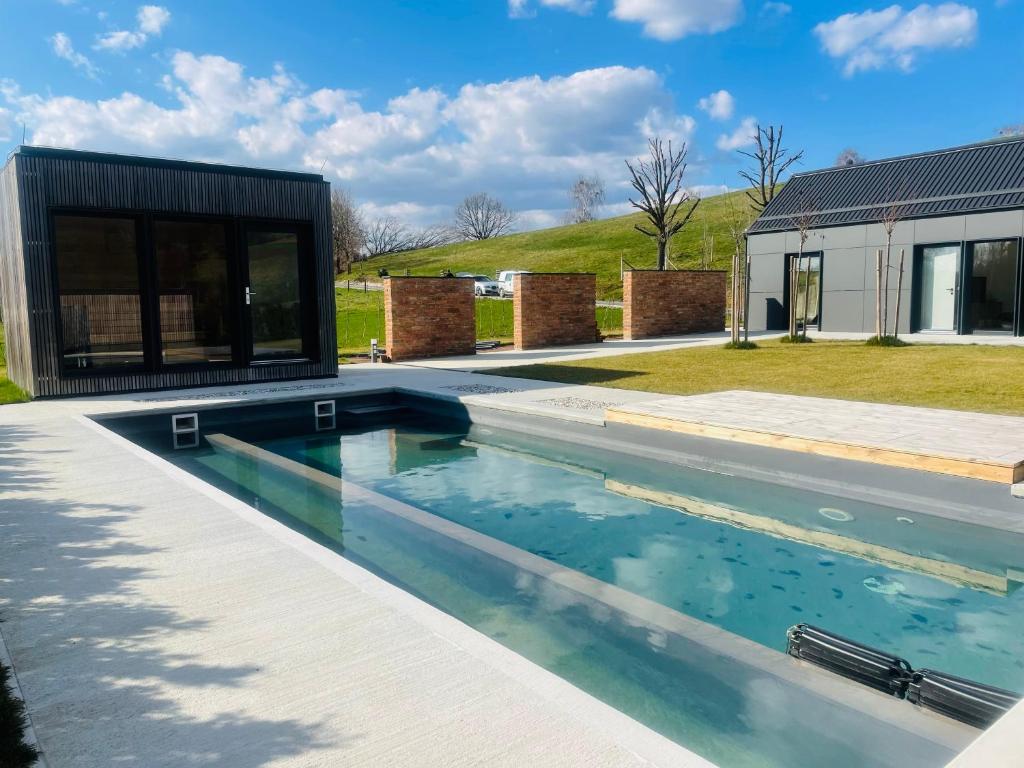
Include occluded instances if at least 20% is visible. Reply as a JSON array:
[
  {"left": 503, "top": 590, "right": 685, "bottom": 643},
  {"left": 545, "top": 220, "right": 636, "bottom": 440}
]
[
  {"left": 384, "top": 277, "right": 476, "bottom": 361},
  {"left": 623, "top": 270, "right": 726, "bottom": 340},
  {"left": 513, "top": 273, "right": 597, "bottom": 350}
]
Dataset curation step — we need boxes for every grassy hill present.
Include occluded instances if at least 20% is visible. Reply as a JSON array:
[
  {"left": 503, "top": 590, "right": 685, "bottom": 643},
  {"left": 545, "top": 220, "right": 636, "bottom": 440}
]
[{"left": 361, "top": 189, "right": 755, "bottom": 300}]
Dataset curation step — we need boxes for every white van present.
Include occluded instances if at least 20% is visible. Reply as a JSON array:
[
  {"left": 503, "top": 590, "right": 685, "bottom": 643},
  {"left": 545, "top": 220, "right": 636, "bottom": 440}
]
[{"left": 497, "top": 270, "right": 531, "bottom": 298}]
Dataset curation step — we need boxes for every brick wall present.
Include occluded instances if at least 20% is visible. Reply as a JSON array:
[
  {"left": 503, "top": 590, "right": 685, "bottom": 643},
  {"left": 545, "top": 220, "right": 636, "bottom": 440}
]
[
  {"left": 513, "top": 273, "right": 597, "bottom": 350},
  {"left": 623, "top": 270, "right": 726, "bottom": 340},
  {"left": 384, "top": 277, "right": 476, "bottom": 361}
]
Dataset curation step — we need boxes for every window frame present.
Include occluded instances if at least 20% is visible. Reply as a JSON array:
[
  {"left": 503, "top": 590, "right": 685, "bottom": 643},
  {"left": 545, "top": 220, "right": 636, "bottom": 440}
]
[
  {"left": 50, "top": 209, "right": 321, "bottom": 378},
  {"left": 961, "top": 237, "right": 1022, "bottom": 337},
  {"left": 149, "top": 214, "right": 242, "bottom": 371},
  {"left": 241, "top": 219, "right": 319, "bottom": 365},
  {"left": 782, "top": 250, "right": 824, "bottom": 331},
  {"left": 49, "top": 208, "right": 152, "bottom": 377}
]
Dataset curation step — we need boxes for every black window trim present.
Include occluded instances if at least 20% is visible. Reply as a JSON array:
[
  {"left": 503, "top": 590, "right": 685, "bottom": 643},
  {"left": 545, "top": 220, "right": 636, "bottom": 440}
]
[{"left": 49, "top": 207, "right": 321, "bottom": 378}]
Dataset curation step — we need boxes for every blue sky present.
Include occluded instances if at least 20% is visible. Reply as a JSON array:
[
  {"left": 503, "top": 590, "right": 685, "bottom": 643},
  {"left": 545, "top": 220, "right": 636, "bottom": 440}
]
[{"left": 1, "top": 1, "right": 1022, "bottom": 229}]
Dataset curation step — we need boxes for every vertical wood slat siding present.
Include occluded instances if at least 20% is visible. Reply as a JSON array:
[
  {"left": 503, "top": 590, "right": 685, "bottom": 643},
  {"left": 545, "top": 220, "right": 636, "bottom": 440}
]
[
  {"left": 7, "top": 152, "right": 336, "bottom": 398},
  {"left": 0, "top": 157, "right": 34, "bottom": 395}
]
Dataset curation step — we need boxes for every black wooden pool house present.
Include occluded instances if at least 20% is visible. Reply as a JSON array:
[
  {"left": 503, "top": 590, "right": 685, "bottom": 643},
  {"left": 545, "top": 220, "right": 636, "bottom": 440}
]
[{"left": 0, "top": 146, "right": 338, "bottom": 398}]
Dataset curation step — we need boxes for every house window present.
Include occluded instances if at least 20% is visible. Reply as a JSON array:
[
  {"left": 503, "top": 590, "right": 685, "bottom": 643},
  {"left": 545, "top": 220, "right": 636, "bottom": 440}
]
[
  {"left": 154, "top": 219, "right": 234, "bottom": 364},
  {"left": 783, "top": 252, "right": 823, "bottom": 330},
  {"left": 55, "top": 215, "right": 145, "bottom": 371},
  {"left": 967, "top": 240, "right": 1018, "bottom": 334},
  {"left": 795, "top": 254, "right": 822, "bottom": 329}
]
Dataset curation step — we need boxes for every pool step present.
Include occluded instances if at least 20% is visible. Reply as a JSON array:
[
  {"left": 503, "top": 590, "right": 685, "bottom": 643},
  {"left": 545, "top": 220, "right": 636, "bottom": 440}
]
[{"left": 339, "top": 404, "right": 408, "bottom": 418}]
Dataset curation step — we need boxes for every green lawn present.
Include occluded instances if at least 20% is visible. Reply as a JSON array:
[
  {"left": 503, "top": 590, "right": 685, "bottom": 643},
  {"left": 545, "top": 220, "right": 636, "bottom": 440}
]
[
  {"left": 361, "top": 189, "right": 754, "bottom": 300},
  {"left": 0, "top": 322, "right": 29, "bottom": 405},
  {"left": 486, "top": 340, "right": 1024, "bottom": 416},
  {"left": 335, "top": 287, "right": 621, "bottom": 357}
]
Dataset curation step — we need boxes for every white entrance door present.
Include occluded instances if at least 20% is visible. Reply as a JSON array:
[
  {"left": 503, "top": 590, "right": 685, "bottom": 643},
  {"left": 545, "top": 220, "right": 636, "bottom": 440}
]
[{"left": 920, "top": 246, "right": 959, "bottom": 331}]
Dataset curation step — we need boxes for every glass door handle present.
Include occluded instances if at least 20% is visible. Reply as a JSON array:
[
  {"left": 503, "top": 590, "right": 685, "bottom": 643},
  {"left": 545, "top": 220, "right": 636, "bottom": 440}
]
[{"left": 245, "top": 286, "right": 255, "bottom": 305}]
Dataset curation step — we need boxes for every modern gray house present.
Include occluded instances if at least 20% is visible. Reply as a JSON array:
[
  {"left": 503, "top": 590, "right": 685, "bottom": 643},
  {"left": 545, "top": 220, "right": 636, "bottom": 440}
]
[
  {"left": 0, "top": 146, "right": 337, "bottom": 398},
  {"left": 746, "top": 137, "right": 1024, "bottom": 336}
]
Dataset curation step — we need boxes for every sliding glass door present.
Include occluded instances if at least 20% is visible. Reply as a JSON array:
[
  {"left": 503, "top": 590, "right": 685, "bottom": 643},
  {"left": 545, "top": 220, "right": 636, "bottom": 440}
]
[
  {"left": 243, "top": 226, "right": 313, "bottom": 362},
  {"left": 154, "top": 219, "right": 235, "bottom": 364},
  {"left": 53, "top": 213, "right": 318, "bottom": 375}
]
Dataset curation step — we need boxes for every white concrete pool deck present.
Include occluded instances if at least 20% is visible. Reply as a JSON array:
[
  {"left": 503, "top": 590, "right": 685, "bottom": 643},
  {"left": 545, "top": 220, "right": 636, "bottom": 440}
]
[
  {"left": 0, "top": 376, "right": 712, "bottom": 768},
  {"left": 3, "top": 362, "right": 1024, "bottom": 766}
]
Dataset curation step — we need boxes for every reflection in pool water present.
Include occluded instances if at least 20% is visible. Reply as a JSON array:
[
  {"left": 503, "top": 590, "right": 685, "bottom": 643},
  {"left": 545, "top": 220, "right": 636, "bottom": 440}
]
[{"left": 162, "top": 417, "right": 1023, "bottom": 768}]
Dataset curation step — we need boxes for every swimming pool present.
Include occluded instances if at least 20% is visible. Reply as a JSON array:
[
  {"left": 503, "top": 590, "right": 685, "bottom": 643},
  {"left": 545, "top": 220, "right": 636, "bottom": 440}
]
[{"left": 109, "top": 406, "right": 1023, "bottom": 767}]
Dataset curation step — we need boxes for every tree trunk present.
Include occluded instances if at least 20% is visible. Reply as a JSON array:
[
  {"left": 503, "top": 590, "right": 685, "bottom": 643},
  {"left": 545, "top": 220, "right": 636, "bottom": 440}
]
[
  {"left": 789, "top": 250, "right": 801, "bottom": 337},
  {"left": 893, "top": 248, "right": 905, "bottom": 340},
  {"left": 883, "top": 236, "right": 892, "bottom": 336},
  {"left": 798, "top": 252, "right": 806, "bottom": 339},
  {"left": 743, "top": 244, "right": 751, "bottom": 343},
  {"left": 875, "top": 249, "right": 882, "bottom": 338},
  {"left": 657, "top": 238, "right": 667, "bottom": 270},
  {"left": 731, "top": 249, "right": 740, "bottom": 344}
]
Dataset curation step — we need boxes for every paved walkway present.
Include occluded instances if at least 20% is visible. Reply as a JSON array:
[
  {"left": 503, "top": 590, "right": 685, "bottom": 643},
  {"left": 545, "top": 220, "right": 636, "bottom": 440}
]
[
  {"left": 409, "top": 331, "right": 779, "bottom": 370},
  {"left": 810, "top": 330, "right": 1024, "bottom": 346},
  {"left": 606, "top": 390, "right": 1024, "bottom": 484}
]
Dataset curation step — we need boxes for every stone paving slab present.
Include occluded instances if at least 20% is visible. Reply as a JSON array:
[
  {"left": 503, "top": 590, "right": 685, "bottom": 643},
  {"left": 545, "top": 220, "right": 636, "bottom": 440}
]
[
  {"left": 606, "top": 390, "right": 1024, "bottom": 484},
  {"left": 406, "top": 331, "right": 773, "bottom": 370}
]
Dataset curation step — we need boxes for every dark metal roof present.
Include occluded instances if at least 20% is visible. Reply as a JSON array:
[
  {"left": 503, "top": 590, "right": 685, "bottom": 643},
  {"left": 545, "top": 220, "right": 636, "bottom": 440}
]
[
  {"left": 749, "top": 137, "right": 1024, "bottom": 234},
  {"left": 7, "top": 145, "right": 325, "bottom": 183}
]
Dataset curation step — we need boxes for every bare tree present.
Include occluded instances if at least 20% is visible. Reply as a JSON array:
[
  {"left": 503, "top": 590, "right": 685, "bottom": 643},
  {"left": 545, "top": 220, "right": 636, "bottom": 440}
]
[
  {"left": 625, "top": 138, "right": 701, "bottom": 270},
  {"left": 406, "top": 224, "right": 458, "bottom": 250},
  {"left": 566, "top": 175, "right": 606, "bottom": 224},
  {"left": 454, "top": 193, "right": 516, "bottom": 240},
  {"left": 835, "top": 148, "right": 866, "bottom": 166},
  {"left": 364, "top": 216, "right": 411, "bottom": 257},
  {"left": 877, "top": 190, "right": 911, "bottom": 338},
  {"left": 699, "top": 205, "right": 715, "bottom": 270},
  {"left": 739, "top": 124, "right": 804, "bottom": 213},
  {"left": 724, "top": 196, "right": 753, "bottom": 345},
  {"left": 330, "top": 188, "right": 365, "bottom": 274},
  {"left": 893, "top": 248, "right": 906, "bottom": 342},
  {"left": 788, "top": 200, "right": 818, "bottom": 339}
]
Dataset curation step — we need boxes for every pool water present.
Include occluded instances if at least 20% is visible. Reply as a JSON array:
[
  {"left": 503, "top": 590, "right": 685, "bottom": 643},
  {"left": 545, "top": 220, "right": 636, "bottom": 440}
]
[{"left": 166, "top": 416, "right": 1024, "bottom": 768}]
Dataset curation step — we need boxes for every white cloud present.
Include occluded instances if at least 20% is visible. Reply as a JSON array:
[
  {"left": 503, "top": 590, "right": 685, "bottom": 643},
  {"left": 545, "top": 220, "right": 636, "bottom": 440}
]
[
  {"left": 0, "top": 108, "right": 13, "bottom": 142},
  {"left": 697, "top": 89, "right": 734, "bottom": 121},
  {"left": 761, "top": 2, "right": 792, "bottom": 17},
  {"left": 509, "top": 0, "right": 595, "bottom": 18},
  {"left": 96, "top": 4, "right": 171, "bottom": 51},
  {"left": 610, "top": 0, "right": 743, "bottom": 41},
  {"left": 137, "top": 5, "right": 171, "bottom": 34},
  {"left": 50, "top": 32, "right": 100, "bottom": 79},
  {"left": 541, "top": 0, "right": 595, "bottom": 12},
  {"left": 715, "top": 116, "right": 758, "bottom": 151},
  {"left": 508, "top": 0, "right": 534, "bottom": 18},
  {"left": 814, "top": 3, "right": 978, "bottom": 76},
  {"left": 3, "top": 58, "right": 699, "bottom": 231}
]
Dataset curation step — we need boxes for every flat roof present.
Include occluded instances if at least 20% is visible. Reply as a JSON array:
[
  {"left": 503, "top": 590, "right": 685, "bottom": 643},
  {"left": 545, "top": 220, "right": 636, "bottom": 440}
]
[
  {"left": 8, "top": 145, "right": 326, "bottom": 183},
  {"left": 750, "top": 136, "right": 1024, "bottom": 234}
]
